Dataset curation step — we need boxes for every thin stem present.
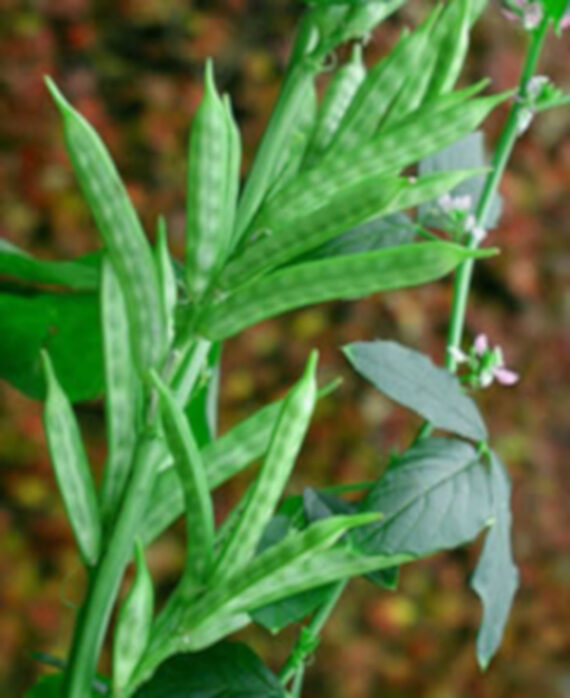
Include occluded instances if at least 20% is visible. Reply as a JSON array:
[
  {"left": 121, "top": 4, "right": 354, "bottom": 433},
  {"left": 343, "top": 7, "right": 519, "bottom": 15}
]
[
  {"left": 445, "top": 17, "right": 549, "bottom": 371},
  {"left": 279, "top": 580, "right": 347, "bottom": 686}
]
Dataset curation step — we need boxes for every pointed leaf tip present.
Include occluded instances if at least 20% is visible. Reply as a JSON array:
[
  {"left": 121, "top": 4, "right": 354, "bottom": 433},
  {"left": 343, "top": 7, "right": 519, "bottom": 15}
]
[
  {"left": 204, "top": 58, "right": 218, "bottom": 95},
  {"left": 44, "top": 76, "right": 69, "bottom": 113}
]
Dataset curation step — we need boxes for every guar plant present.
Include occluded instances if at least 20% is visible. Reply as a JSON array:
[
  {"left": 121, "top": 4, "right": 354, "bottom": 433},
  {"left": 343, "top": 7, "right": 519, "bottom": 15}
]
[{"left": 2, "top": 0, "right": 568, "bottom": 696}]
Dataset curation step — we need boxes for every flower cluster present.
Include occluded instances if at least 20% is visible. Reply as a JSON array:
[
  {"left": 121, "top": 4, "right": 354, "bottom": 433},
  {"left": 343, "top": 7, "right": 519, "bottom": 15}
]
[
  {"left": 500, "top": 0, "right": 544, "bottom": 29},
  {"left": 450, "top": 334, "right": 520, "bottom": 389},
  {"left": 437, "top": 193, "right": 487, "bottom": 243}
]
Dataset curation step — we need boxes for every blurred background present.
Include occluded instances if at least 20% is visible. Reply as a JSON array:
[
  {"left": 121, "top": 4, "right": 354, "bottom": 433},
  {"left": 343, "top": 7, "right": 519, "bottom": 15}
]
[{"left": 1, "top": 1, "right": 569, "bottom": 696}]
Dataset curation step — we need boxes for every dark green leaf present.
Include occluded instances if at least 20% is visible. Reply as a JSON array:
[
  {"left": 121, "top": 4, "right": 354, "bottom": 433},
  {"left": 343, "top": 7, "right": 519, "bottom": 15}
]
[
  {"left": 307, "top": 213, "right": 416, "bottom": 260},
  {"left": 0, "top": 241, "right": 100, "bottom": 290},
  {"left": 303, "top": 488, "right": 399, "bottom": 589},
  {"left": 471, "top": 451, "right": 519, "bottom": 669},
  {"left": 0, "top": 291, "right": 103, "bottom": 402},
  {"left": 24, "top": 674, "right": 104, "bottom": 697},
  {"left": 133, "top": 642, "right": 285, "bottom": 698},
  {"left": 419, "top": 131, "right": 502, "bottom": 229},
  {"left": 251, "top": 514, "right": 335, "bottom": 634},
  {"left": 344, "top": 340, "right": 487, "bottom": 441},
  {"left": 357, "top": 438, "right": 494, "bottom": 556}
]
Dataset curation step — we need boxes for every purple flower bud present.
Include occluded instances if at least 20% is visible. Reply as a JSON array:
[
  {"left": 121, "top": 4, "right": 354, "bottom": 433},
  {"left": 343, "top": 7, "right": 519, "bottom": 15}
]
[
  {"left": 493, "top": 367, "right": 520, "bottom": 385},
  {"left": 474, "top": 334, "right": 489, "bottom": 356}
]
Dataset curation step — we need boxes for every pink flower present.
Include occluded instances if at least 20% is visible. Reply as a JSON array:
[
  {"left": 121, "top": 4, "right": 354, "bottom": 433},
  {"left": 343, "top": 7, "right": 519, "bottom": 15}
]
[{"left": 450, "top": 334, "right": 519, "bottom": 388}]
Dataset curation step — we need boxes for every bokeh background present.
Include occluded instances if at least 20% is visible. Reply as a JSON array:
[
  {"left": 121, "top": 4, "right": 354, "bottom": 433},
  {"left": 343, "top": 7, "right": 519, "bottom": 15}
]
[{"left": 1, "top": 1, "right": 569, "bottom": 696}]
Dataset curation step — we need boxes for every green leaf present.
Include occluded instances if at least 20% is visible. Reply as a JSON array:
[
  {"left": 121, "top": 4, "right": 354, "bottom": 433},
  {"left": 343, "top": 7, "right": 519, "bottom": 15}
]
[
  {"left": 307, "top": 213, "right": 416, "bottom": 260},
  {"left": 0, "top": 240, "right": 100, "bottom": 290},
  {"left": 113, "top": 541, "right": 154, "bottom": 696},
  {"left": 41, "top": 351, "right": 102, "bottom": 567},
  {"left": 133, "top": 642, "right": 285, "bottom": 698},
  {"left": 419, "top": 131, "right": 502, "bottom": 229},
  {"left": 471, "top": 451, "right": 519, "bottom": 669},
  {"left": 0, "top": 290, "right": 103, "bottom": 402},
  {"left": 357, "top": 438, "right": 493, "bottom": 556},
  {"left": 344, "top": 340, "right": 487, "bottom": 441},
  {"left": 24, "top": 674, "right": 103, "bottom": 697},
  {"left": 201, "top": 242, "right": 495, "bottom": 342}
]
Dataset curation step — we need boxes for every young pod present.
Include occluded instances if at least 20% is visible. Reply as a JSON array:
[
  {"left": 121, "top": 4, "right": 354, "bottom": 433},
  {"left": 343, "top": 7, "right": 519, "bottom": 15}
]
[
  {"left": 303, "top": 44, "right": 366, "bottom": 166},
  {"left": 427, "top": 0, "right": 472, "bottom": 97},
  {"left": 45, "top": 79, "right": 166, "bottom": 374},
  {"left": 211, "top": 351, "right": 318, "bottom": 583},
  {"left": 222, "top": 95, "right": 242, "bottom": 256},
  {"left": 41, "top": 350, "right": 101, "bottom": 566},
  {"left": 113, "top": 540, "right": 154, "bottom": 697},
  {"left": 154, "top": 217, "right": 178, "bottom": 345},
  {"left": 186, "top": 60, "right": 230, "bottom": 302},
  {"left": 99, "top": 258, "right": 141, "bottom": 528},
  {"left": 150, "top": 370, "right": 215, "bottom": 586}
]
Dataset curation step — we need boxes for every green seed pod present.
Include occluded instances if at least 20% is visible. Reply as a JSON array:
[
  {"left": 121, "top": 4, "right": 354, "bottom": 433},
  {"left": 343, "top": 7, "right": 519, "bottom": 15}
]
[
  {"left": 328, "top": 6, "right": 441, "bottom": 156},
  {"left": 113, "top": 540, "right": 154, "bottom": 698},
  {"left": 41, "top": 350, "right": 101, "bottom": 566},
  {"left": 219, "top": 174, "right": 405, "bottom": 290},
  {"left": 211, "top": 351, "right": 319, "bottom": 583},
  {"left": 427, "top": 0, "right": 472, "bottom": 98},
  {"left": 154, "top": 217, "right": 178, "bottom": 345},
  {"left": 303, "top": 44, "right": 366, "bottom": 167},
  {"left": 222, "top": 95, "right": 242, "bottom": 256},
  {"left": 99, "top": 258, "right": 141, "bottom": 528},
  {"left": 150, "top": 370, "right": 215, "bottom": 586},
  {"left": 253, "top": 91, "right": 508, "bottom": 232},
  {"left": 380, "top": 8, "right": 444, "bottom": 131},
  {"left": 44, "top": 78, "right": 166, "bottom": 374},
  {"left": 141, "top": 379, "right": 342, "bottom": 546},
  {"left": 268, "top": 79, "right": 318, "bottom": 194},
  {"left": 200, "top": 242, "right": 496, "bottom": 341},
  {"left": 186, "top": 60, "right": 230, "bottom": 302}
]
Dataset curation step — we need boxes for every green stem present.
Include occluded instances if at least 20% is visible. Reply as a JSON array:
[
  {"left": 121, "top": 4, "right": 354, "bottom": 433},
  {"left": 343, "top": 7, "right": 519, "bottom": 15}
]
[
  {"left": 62, "top": 434, "right": 163, "bottom": 697},
  {"left": 279, "top": 580, "right": 347, "bottom": 686},
  {"left": 445, "top": 18, "right": 549, "bottom": 372}
]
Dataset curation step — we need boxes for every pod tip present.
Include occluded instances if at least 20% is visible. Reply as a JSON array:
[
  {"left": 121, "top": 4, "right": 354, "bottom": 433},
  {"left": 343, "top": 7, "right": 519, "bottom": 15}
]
[{"left": 44, "top": 76, "right": 69, "bottom": 113}]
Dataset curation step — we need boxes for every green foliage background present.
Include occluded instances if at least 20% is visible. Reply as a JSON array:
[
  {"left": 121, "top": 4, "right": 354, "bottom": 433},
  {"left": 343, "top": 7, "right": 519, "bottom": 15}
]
[{"left": 1, "top": 1, "right": 569, "bottom": 696}]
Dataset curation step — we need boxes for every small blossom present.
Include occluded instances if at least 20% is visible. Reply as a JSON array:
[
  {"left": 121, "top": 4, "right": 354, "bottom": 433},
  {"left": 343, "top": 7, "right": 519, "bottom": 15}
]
[
  {"left": 561, "top": 11, "right": 570, "bottom": 30},
  {"left": 465, "top": 215, "right": 487, "bottom": 243},
  {"left": 448, "top": 346, "right": 469, "bottom": 364},
  {"left": 474, "top": 333, "right": 489, "bottom": 356},
  {"left": 517, "top": 106, "right": 534, "bottom": 134},
  {"left": 452, "top": 334, "right": 519, "bottom": 389},
  {"left": 500, "top": 0, "right": 544, "bottom": 30},
  {"left": 527, "top": 75, "right": 550, "bottom": 99},
  {"left": 438, "top": 193, "right": 472, "bottom": 214}
]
